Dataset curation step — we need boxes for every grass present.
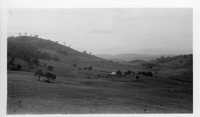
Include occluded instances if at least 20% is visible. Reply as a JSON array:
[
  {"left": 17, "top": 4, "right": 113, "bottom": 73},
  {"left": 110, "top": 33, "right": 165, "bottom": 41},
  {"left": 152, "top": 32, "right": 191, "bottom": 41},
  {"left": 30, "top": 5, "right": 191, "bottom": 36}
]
[{"left": 7, "top": 69, "right": 192, "bottom": 114}]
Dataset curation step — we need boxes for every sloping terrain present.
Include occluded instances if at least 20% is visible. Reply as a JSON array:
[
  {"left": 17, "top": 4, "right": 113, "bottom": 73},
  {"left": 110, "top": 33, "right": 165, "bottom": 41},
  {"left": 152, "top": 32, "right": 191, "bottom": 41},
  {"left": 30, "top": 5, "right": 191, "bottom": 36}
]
[
  {"left": 7, "top": 36, "right": 137, "bottom": 73},
  {"left": 96, "top": 53, "right": 167, "bottom": 62},
  {"left": 7, "top": 36, "right": 193, "bottom": 114}
]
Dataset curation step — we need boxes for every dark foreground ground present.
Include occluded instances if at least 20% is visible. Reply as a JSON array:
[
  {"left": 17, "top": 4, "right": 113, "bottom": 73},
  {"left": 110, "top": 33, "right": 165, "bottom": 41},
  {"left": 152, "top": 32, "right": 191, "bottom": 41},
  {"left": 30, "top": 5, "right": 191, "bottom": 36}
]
[{"left": 7, "top": 70, "right": 192, "bottom": 114}]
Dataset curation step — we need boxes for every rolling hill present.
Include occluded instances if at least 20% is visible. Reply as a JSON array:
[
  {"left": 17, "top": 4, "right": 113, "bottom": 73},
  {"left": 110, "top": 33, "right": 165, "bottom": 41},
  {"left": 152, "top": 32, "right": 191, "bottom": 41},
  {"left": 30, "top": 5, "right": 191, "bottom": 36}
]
[
  {"left": 96, "top": 53, "right": 174, "bottom": 62},
  {"left": 7, "top": 35, "right": 193, "bottom": 114},
  {"left": 7, "top": 36, "right": 137, "bottom": 73}
]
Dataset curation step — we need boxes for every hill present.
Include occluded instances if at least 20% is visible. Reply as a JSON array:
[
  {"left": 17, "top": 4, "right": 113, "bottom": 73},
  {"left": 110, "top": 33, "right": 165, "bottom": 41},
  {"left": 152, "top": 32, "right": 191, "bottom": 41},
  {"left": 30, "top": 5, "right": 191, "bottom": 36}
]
[
  {"left": 96, "top": 53, "right": 171, "bottom": 62},
  {"left": 7, "top": 36, "right": 136, "bottom": 73},
  {"left": 7, "top": 36, "right": 193, "bottom": 114},
  {"left": 129, "top": 59, "right": 146, "bottom": 64}
]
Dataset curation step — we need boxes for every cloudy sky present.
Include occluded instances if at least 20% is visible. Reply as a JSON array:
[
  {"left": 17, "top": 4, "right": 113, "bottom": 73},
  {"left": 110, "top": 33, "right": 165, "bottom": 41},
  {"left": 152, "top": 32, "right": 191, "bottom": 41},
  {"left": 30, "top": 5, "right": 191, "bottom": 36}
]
[{"left": 8, "top": 8, "right": 192, "bottom": 55}]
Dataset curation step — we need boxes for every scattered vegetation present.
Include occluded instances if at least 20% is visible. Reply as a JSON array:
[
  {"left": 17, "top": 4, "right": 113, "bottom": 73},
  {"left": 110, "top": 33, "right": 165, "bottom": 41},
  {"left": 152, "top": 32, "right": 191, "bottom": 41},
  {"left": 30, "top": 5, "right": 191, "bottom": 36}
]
[
  {"left": 7, "top": 36, "right": 61, "bottom": 70},
  {"left": 34, "top": 69, "right": 56, "bottom": 82},
  {"left": 83, "top": 65, "right": 93, "bottom": 71},
  {"left": 44, "top": 72, "right": 56, "bottom": 82}
]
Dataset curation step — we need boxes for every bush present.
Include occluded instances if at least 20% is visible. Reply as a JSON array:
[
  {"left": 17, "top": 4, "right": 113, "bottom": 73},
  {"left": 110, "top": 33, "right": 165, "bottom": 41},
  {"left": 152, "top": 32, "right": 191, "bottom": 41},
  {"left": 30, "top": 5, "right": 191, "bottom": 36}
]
[
  {"left": 32, "top": 59, "right": 39, "bottom": 66},
  {"left": 34, "top": 69, "right": 44, "bottom": 81},
  {"left": 116, "top": 70, "right": 122, "bottom": 76},
  {"left": 47, "top": 66, "right": 54, "bottom": 71},
  {"left": 44, "top": 72, "right": 56, "bottom": 82},
  {"left": 88, "top": 66, "right": 93, "bottom": 71},
  {"left": 17, "top": 64, "right": 21, "bottom": 70},
  {"left": 8, "top": 64, "right": 21, "bottom": 71}
]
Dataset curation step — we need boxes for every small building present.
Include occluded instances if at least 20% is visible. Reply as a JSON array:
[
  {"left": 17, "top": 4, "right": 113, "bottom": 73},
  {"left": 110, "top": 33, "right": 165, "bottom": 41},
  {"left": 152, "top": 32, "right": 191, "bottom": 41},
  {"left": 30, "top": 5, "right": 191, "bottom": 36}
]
[{"left": 110, "top": 72, "right": 116, "bottom": 75}]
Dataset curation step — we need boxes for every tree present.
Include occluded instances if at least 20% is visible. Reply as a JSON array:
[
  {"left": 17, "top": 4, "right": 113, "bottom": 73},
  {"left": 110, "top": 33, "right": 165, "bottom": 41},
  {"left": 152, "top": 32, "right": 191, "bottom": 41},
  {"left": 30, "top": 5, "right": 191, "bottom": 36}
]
[
  {"left": 83, "top": 51, "right": 87, "bottom": 54},
  {"left": 34, "top": 35, "right": 38, "bottom": 38},
  {"left": 116, "top": 70, "right": 122, "bottom": 76},
  {"left": 32, "top": 59, "right": 39, "bottom": 66},
  {"left": 34, "top": 69, "right": 44, "bottom": 81},
  {"left": 47, "top": 65, "right": 54, "bottom": 71},
  {"left": 136, "top": 75, "right": 139, "bottom": 81},
  {"left": 88, "top": 65, "right": 93, "bottom": 71},
  {"left": 17, "top": 64, "right": 21, "bottom": 70},
  {"left": 44, "top": 72, "right": 56, "bottom": 82}
]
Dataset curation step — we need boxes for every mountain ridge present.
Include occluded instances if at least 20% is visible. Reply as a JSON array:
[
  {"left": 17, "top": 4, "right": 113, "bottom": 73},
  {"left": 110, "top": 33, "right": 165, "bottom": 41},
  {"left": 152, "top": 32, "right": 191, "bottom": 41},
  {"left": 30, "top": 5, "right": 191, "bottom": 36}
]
[{"left": 96, "top": 53, "right": 177, "bottom": 62}]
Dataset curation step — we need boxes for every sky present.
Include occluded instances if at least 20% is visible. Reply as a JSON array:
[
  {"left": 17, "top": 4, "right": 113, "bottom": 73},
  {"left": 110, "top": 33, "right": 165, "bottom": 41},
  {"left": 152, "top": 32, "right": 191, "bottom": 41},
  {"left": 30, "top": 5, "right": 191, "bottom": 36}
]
[{"left": 7, "top": 8, "right": 192, "bottom": 55}]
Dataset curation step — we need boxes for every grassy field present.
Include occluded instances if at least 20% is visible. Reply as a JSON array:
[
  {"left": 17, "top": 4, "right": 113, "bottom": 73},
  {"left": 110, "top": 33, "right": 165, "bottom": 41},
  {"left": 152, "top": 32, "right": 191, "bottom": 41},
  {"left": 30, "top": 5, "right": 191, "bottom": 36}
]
[
  {"left": 7, "top": 69, "right": 192, "bottom": 114},
  {"left": 7, "top": 37, "right": 193, "bottom": 114}
]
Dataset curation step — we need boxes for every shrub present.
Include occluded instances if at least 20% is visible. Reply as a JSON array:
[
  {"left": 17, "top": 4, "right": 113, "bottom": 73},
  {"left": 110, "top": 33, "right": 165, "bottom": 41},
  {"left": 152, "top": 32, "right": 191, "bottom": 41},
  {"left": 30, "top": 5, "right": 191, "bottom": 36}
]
[
  {"left": 17, "top": 64, "right": 21, "bottom": 70},
  {"left": 116, "top": 70, "right": 122, "bottom": 76},
  {"left": 88, "top": 66, "right": 93, "bottom": 71},
  {"left": 44, "top": 72, "right": 56, "bottom": 82},
  {"left": 32, "top": 59, "right": 39, "bottom": 66},
  {"left": 47, "top": 66, "right": 54, "bottom": 71},
  {"left": 34, "top": 69, "right": 44, "bottom": 81},
  {"left": 8, "top": 64, "right": 21, "bottom": 71}
]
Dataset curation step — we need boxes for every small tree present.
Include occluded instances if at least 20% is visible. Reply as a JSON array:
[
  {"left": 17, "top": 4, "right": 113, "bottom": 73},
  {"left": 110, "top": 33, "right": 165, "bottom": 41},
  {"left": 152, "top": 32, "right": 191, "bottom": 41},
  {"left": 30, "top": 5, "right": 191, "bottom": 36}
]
[
  {"left": 136, "top": 75, "right": 139, "bottom": 81},
  {"left": 88, "top": 66, "right": 93, "bottom": 71},
  {"left": 34, "top": 69, "right": 44, "bottom": 81},
  {"left": 47, "top": 65, "right": 54, "bottom": 71},
  {"left": 116, "top": 70, "right": 122, "bottom": 76},
  {"left": 83, "top": 51, "right": 87, "bottom": 54},
  {"left": 44, "top": 72, "right": 56, "bottom": 82},
  {"left": 32, "top": 59, "right": 39, "bottom": 66},
  {"left": 34, "top": 35, "right": 38, "bottom": 38},
  {"left": 17, "top": 64, "right": 21, "bottom": 70}
]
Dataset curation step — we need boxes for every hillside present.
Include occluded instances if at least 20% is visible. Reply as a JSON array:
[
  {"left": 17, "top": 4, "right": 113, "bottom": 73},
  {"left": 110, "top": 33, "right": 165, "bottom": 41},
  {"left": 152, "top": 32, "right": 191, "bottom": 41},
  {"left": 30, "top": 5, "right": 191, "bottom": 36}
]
[
  {"left": 7, "top": 36, "right": 193, "bottom": 114},
  {"left": 96, "top": 53, "right": 171, "bottom": 62},
  {"left": 7, "top": 36, "right": 137, "bottom": 73}
]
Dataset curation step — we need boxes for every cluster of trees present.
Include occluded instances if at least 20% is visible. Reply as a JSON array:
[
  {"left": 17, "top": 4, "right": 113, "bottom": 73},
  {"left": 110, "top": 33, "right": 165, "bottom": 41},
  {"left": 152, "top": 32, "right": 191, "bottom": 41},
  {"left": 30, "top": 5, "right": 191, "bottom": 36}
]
[
  {"left": 82, "top": 51, "right": 92, "bottom": 55},
  {"left": 72, "top": 64, "right": 93, "bottom": 71},
  {"left": 34, "top": 69, "right": 56, "bottom": 82},
  {"left": 156, "top": 54, "right": 192, "bottom": 64},
  {"left": 83, "top": 65, "right": 93, "bottom": 71},
  {"left": 110, "top": 70, "right": 154, "bottom": 81}
]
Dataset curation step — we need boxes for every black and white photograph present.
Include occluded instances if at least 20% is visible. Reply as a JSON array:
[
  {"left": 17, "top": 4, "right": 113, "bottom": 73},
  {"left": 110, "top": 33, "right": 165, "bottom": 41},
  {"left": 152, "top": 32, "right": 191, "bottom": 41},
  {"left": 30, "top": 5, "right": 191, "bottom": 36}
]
[
  {"left": 6, "top": 8, "right": 193, "bottom": 114},
  {"left": 1, "top": 0, "right": 200, "bottom": 116}
]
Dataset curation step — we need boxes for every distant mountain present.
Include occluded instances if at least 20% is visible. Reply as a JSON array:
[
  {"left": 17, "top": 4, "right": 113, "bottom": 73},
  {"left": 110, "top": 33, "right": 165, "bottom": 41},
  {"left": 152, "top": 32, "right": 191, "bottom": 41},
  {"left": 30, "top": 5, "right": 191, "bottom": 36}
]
[
  {"left": 96, "top": 53, "right": 169, "bottom": 62},
  {"left": 129, "top": 59, "right": 146, "bottom": 64}
]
